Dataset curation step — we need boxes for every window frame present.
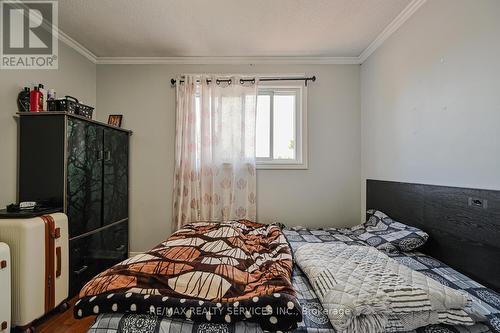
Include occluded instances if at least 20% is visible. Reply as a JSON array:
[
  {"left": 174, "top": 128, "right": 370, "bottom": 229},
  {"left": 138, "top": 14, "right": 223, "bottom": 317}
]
[{"left": 256, "top": 84, "right": 308, "bottom": 170}]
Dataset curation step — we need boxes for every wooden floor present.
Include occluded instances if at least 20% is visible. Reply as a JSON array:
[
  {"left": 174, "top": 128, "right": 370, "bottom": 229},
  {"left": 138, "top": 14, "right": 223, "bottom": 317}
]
[{"left": 14, "top": 298, "right": 95, "bottom": 333}]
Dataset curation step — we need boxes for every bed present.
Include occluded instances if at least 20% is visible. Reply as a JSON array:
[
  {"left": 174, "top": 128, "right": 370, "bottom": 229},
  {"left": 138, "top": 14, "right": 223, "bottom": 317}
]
[
  {"left": 81, "top": 225, "right": 500, "bottom": 333},
  {"left": 78, "top": 180, "right": 500, "bottom": 332}
]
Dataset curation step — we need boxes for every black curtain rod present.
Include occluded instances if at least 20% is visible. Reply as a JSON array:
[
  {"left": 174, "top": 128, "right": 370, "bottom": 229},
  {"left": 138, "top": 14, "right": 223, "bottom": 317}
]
[{"left": 170, "top": 76, "right": 316, "bottom": 86}]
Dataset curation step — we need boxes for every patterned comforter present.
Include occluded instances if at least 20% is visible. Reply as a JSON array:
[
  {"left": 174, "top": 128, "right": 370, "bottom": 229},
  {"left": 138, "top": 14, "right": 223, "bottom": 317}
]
[
  {"left": 85, "top": 226, "right": 500, "bottom": 333},
  {"left": 75, "top": 220, "right": 302, "bottom": 331}
]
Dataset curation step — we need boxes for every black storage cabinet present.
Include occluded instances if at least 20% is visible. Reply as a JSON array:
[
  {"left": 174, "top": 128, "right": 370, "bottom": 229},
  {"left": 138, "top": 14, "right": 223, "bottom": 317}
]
[{"left": 18, "top": 112, "right": 131, "bottom": 296}]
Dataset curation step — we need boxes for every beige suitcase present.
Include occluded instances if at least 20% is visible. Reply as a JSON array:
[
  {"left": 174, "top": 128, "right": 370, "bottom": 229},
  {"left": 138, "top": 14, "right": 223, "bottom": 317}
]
[
  {"left": 0, "top": 242, "right": 10, "bottom": 333},
  {"left": 0, "top": 213, "right": 69, "bottom": 330}
]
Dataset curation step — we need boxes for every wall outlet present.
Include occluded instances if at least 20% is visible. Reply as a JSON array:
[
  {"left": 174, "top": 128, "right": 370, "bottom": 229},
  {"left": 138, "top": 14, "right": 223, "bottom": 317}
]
[{"left": 468, "top": 197, "right": 488, "bottom": 209}]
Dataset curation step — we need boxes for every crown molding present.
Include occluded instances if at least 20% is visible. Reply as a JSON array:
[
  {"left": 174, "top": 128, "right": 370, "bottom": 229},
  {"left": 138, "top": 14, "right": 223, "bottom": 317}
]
[
  {"left": 11, "top": 1, "right": 98, "bottom": 64},
  {"left": 58, "top": 29, "right": 98, "bottom": 63},
  {"left": 358, "top": 0, "right": 427, "bottom": 63},
  {"left": 96, "top": 56, "right": 360, "bottom": 65},
  {"left": 55, "top": 0, "right": 426, "bottom": 66}
]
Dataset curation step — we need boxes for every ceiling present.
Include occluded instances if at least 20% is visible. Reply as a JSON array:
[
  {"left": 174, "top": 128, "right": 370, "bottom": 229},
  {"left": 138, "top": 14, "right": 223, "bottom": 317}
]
[{"left": 57, "top": 0, "right": 413, "bottom": 58}]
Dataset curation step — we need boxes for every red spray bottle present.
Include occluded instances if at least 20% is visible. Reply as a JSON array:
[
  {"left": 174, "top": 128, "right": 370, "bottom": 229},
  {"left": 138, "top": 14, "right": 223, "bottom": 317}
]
[{"left": 29, "top": 86, "right": 43, "bottom": 112}]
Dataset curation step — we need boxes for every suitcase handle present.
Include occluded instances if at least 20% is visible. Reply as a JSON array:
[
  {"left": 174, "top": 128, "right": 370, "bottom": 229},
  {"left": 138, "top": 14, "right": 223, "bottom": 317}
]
[
  {"left": 52, "top": 227, "right": 61, "bottom": 239},
  {"left": 74, "top": 265, "right": 88, "bottom": 275},
  {"left": 56, "top": 247, "right": 62, "bottom": 278}
]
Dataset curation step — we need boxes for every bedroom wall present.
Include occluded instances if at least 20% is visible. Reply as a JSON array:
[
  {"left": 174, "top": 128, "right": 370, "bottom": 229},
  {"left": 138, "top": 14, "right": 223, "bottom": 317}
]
[
  {"left": 361, "top": 0, "right": 500, "bottom": 213},
  {"left": 0, "top": 43, "right": 96, "bottom": 209},
  {"left": 96, "top": 64, "right": 361, "bottom": 252}
]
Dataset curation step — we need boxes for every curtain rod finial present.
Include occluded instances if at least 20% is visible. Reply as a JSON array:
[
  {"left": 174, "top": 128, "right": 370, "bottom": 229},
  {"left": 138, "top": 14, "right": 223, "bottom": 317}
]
[{"left": 305, "top": 75, "right": 316, "bottom": 86}]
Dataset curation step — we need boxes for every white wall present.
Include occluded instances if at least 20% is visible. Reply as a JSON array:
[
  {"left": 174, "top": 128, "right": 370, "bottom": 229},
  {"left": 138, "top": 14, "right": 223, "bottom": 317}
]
[
  {"left": 361, "top": 0, "right": 500, "bottom": 213},
  {"left": 0, "top": 43, "right": 96, "bottom": 208},
  {"left": 96, "top": 64, "right": 361, "bottom": 252}
]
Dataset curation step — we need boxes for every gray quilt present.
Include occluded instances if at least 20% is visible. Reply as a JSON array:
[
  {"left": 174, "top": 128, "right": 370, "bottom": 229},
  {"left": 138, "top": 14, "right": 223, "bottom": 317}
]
[{"left": 294, "top": 243, "right": 473, "bottom": 332}]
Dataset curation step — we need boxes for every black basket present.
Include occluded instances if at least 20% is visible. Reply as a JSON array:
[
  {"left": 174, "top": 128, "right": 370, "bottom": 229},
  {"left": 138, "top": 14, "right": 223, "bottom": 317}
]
[
  {"left": 47, "top": 95, "right": 94, "bottom": 119},
  {"left": 77, "top": 104, "right": 94, "bottom": 119},
  {"left": 47, "top": 96, "right": 78, "bottom": 114}
]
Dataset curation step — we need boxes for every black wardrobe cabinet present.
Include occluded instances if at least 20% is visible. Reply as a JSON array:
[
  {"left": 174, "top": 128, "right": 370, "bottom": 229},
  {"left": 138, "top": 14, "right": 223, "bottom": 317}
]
[{"left": 17, "top": 112, "right": 131, "bottom": 296}]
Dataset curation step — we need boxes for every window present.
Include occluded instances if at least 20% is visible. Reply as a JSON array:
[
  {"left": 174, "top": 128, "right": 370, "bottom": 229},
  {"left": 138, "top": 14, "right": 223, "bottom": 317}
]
[{"left": 256, "top": 86, "right": 307, "bottom": 169}]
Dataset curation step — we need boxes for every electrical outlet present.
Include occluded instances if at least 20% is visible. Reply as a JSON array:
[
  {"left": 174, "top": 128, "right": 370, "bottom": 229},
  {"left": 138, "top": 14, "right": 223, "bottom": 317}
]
[{"left": 468, "top": 197, "right": 488, "bottom": 209}]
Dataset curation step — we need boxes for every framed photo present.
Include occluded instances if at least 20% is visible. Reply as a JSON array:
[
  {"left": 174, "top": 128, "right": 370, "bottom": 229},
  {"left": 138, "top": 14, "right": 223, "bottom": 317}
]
[{"left": 108, "top": 114, "right": 123, "bottom": 127}]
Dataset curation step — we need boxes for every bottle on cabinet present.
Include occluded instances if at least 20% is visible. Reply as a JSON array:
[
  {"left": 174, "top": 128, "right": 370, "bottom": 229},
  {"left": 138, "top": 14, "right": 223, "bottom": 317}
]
[
  {"left": 17, "top": 87, "right": 31, "bottom": 112},
  {"left": 29, "top": 87, "right": 43, "bottom": 112},
  {"left": 38, "top": 84, "right": 45, "bottom": 111},
  {"left": 47, "top": 89, "right": 56, "bottom": 101}
]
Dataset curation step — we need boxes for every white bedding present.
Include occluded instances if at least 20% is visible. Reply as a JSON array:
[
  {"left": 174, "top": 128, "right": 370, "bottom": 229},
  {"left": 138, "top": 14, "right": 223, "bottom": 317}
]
[{"left": 294, "top": 243, "right": 475, "bottom": 333}]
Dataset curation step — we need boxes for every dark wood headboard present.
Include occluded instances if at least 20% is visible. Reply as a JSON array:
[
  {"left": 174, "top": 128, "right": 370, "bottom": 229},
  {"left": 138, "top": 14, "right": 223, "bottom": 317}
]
[{"left": 366, "top": 179, "right": 500, "bottom": 292}]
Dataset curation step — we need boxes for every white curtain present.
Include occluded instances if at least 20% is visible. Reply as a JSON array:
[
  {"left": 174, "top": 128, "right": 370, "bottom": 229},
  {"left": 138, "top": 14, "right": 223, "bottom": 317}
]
[{"left": 173, "top": 75, "right": 258, "bottom": 230}]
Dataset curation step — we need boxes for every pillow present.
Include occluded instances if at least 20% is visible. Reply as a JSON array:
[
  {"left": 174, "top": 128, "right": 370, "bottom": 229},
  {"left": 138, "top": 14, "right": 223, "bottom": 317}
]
[{"left": 351, "top": 210, "right": 429, "bottom": 252}]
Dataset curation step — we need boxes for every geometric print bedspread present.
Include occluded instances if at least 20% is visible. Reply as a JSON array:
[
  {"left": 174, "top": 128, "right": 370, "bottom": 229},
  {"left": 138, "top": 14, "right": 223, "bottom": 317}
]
[
  {"left": 86, "top": 227, "right": 500, "bottom": 333},
  {"left": 77, "top": 220, "right": 302, "bottom": 332}
]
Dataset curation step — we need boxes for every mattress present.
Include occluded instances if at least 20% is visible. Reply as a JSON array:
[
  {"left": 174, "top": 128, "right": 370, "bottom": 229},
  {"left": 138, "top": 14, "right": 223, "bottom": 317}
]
[{"left": 86, "top": 227, "right": 500, "bottom": 333}]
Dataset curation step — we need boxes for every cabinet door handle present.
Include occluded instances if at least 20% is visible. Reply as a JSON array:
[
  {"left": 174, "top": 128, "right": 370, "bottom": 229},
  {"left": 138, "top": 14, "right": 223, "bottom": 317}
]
[
  {"left": 97, "top": 150, "right": 104, "bottom": 161},
  {"left": 105, "top": 150, "right": 111, "bottom": 161},
  {"left": 74, "top": 265, "right": 88, "bottom": 275},
  {"left": 116, "top": 245, "right": 126, "bottom": 251}
]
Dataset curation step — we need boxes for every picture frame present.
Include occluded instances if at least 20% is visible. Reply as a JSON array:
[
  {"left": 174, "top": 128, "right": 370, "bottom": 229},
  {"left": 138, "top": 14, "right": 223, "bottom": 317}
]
[{"left": 108, "top": 114, "right": 123, "bottom": 127}]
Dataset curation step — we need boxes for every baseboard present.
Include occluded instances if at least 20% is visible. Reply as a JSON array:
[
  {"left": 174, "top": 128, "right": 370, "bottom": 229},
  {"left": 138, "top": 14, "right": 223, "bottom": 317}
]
[{"left": 128, "top": 251, "right": 142, "bottom": 257}]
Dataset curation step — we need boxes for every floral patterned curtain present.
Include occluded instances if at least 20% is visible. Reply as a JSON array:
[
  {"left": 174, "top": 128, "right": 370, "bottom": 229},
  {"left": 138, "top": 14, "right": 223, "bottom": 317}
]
[{"left": 173, "top": 75, "right": 258, "bottom": 230}]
